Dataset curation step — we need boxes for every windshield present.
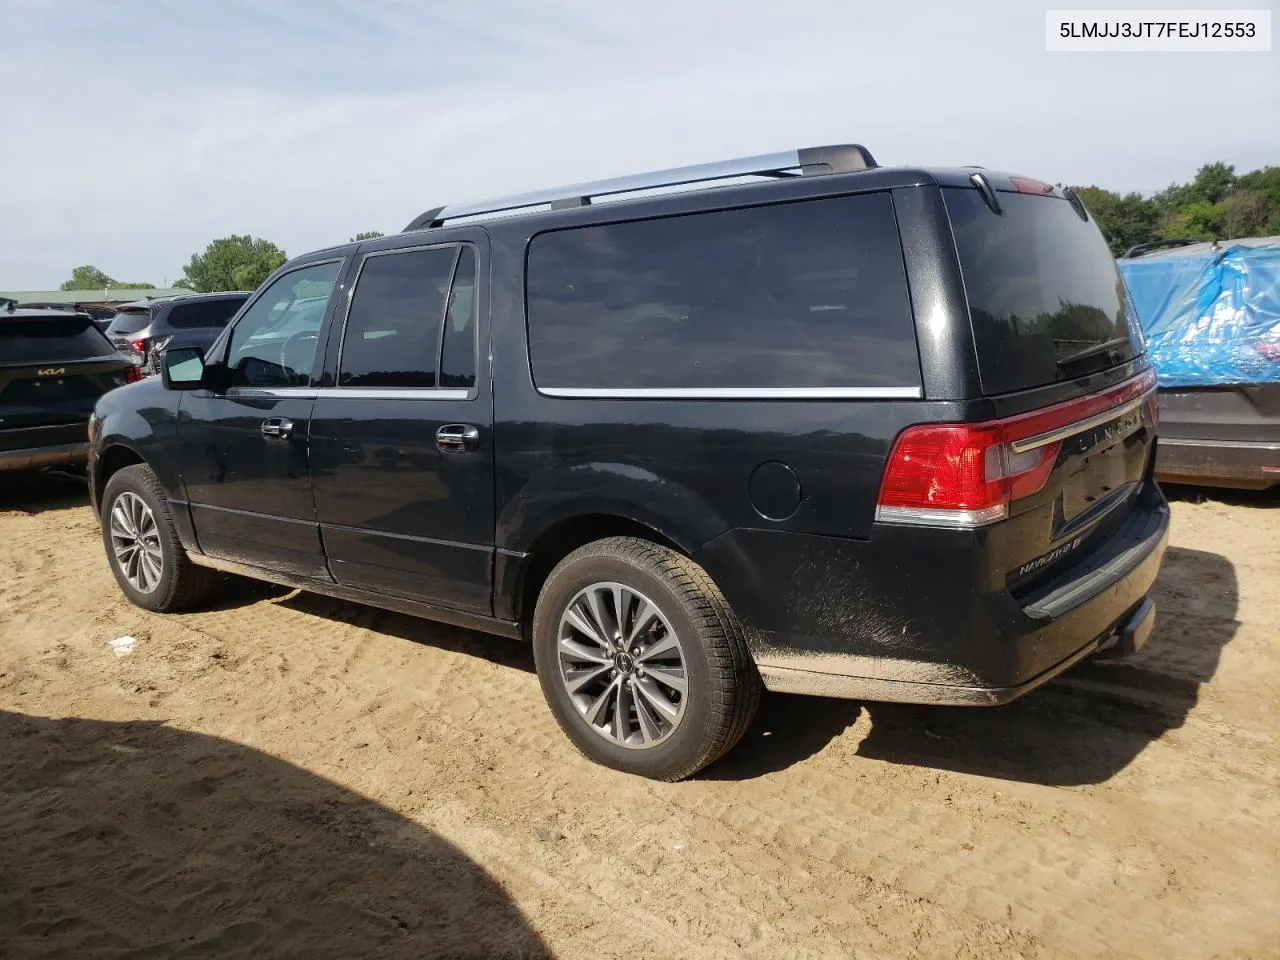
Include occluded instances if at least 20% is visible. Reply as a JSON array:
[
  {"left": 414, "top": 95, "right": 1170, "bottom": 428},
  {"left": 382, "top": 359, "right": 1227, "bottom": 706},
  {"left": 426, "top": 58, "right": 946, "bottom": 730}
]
[{"left": 944, "top": 188, "right": 1142, "bottom": 395}]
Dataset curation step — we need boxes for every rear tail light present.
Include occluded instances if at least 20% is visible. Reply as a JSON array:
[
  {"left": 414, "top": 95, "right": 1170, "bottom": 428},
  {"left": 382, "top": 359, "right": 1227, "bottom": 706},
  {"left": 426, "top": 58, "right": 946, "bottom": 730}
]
[
  {"left": 130, "top": 338, "right": 147, "bottom": 355},
  {"left": 876, "top": 368, "right": 1157, "bottom": 529},
  {"left": 124, "top": 364, "right": 143, "bottom": 384}
]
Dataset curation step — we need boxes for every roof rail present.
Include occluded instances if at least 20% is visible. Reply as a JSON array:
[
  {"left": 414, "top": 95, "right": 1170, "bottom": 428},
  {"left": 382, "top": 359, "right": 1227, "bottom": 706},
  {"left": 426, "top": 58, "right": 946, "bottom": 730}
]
[
  {"left": 1121, "top": 237, "right": 1198, "bottom": 259},
  {"left": 403, "top": 143, "right": 877, "bottom": 231}
]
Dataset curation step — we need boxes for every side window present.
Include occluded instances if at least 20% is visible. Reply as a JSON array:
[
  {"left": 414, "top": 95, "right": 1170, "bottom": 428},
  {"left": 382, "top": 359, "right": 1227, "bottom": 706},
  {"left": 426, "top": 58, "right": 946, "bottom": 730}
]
[
  {"left": 525, "top": 193, "right": 919, "bottom": 391},
  {"left": 225, "top": 262, "right": 340, "bottom": 388},
  {"left": 168, "top": 298, "right": 244, "bottom": 329},
  {"left": 339, "top": 246, "right": 458, "bottom": 388},
  {"left": 440, "top": 246, "right": 477, "bottom": 388}
]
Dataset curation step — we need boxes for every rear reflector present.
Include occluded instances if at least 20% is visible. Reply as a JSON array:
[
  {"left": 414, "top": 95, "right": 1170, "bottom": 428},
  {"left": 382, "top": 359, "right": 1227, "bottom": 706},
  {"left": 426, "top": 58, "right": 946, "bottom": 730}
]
[
  {"left": 876, "top": 368, "right": 1157, "bottom": 529},
  {"left": 124, "top": 364, "right": 143, "bottom": 384}
]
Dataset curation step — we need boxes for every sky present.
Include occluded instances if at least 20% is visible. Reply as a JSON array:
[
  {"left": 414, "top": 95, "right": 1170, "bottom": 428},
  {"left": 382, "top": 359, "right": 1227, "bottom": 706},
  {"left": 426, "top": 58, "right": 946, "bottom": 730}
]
[{"left": 0, "top": 0, "right": 1276, "bottom": 289}]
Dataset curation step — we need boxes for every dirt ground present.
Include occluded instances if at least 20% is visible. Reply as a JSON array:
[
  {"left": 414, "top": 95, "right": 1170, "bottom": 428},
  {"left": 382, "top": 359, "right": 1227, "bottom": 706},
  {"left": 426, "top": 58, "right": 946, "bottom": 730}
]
[{"left": 1, "top": 473, "right": 1277, "bottom": 960}]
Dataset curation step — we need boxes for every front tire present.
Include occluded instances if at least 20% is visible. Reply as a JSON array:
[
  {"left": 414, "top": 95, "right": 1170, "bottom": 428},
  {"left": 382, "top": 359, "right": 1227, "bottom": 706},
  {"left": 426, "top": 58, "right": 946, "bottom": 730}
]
[
  {"left": 532, "top": 537, "right": 761, "bottom": 781},
  {"left": 100, "top": 464, "right": 217, "bottom": 612}
]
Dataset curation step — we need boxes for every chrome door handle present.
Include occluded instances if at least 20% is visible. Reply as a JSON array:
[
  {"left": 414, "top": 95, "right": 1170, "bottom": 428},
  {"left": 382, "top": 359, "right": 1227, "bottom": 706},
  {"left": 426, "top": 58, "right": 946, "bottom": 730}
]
[
  {"left": 436, "top": 423, "right": 480, "bottom": 453},
  {"left": 261, "top": 417, "right": 294, "bottom": 440}
]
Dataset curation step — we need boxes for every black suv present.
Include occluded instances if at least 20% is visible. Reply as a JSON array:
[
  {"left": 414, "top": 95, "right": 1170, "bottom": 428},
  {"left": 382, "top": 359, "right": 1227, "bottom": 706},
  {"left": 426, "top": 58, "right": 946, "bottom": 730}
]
[
  {"left": 1, "top": 306, "right": 140, "bottom": 472},
  {"left": 88, "top": 144, "right": 1169, "bottom": 780},
  {"left": 105, "top": 291, "right": 250, "bottom": 375}
]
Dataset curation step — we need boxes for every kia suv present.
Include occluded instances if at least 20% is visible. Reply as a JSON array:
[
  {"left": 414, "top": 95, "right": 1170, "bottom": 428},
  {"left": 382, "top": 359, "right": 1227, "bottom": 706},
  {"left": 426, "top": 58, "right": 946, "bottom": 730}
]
[
  {"left": 1, "top": 305, "right": 140, "bottom": 472},
  {"left": 87, "top": 144, "right": 1169, "bottom": 780}
]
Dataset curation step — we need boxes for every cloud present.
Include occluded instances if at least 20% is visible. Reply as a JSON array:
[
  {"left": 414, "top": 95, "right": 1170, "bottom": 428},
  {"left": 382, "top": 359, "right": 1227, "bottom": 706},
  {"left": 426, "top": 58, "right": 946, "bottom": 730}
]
[{"left": 1, "top": 0, "right": 1276, "bottom": 288}]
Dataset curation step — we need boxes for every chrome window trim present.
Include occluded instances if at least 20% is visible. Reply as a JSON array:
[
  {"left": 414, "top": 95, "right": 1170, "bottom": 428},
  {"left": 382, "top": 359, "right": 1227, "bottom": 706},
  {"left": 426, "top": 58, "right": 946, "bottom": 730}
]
[
  {"left": 225, "top": 387, "right": 471, "bottom": 401},
  {"left": 536, "top": 386, "right": 923, "bottom": 400},
  {"left": 1009, "top": 393, "right": 1150, "bottom": 454}
]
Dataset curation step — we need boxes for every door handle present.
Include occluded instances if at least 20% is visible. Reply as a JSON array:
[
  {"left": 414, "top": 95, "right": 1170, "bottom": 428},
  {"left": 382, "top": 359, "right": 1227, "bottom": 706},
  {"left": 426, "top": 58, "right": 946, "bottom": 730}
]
[
  {"left": 436, "top": 423, "right": 480, "bottom": 453},
  {"left": 261, "top": 417, "right": 294, "bottom": 440}
]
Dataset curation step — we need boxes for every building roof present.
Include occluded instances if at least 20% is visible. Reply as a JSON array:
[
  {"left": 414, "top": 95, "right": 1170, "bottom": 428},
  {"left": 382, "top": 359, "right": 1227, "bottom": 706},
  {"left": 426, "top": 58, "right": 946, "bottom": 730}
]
[{"left": 0, "top": 288, "right": 192, "bottom": 305}]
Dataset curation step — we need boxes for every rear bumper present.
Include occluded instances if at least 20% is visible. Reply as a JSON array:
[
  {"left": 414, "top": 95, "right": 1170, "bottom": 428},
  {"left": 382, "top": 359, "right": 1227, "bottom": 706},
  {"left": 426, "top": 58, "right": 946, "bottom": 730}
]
[
  {"left": 698, "top": 494, "right": 1170, "bottom": 706},
  {"left": 758, "top": 594, "right": 1158, "bottom": 704},
  {"left": 1156, "top": 436, "right": 1280, "bottom": 489},
  {"left": 0, "top": 441, "right": 89, "bottom": 472}
]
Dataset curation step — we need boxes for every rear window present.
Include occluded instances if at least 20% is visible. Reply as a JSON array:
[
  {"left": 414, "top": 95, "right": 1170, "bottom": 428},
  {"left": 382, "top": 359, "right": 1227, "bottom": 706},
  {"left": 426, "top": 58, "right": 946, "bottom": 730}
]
[
  {"left": 0, "top": 316, "right": 116, "bottom": 363},
  {"left": 106, "top": 308, "right": 152, "bottom": 336},
  {"left": 526, "top": 193, "right": 920, "bottom": 392},
  {"left": 167, "top": 298, "right": 246, "bottom": 329},
  {"left": 944, "top": 188, "right": 1141, "bottom": 395}
]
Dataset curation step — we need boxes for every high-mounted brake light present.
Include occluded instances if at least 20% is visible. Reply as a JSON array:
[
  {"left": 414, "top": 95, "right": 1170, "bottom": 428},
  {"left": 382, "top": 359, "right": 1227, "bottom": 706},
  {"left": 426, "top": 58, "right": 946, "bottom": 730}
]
[
  {"left": 1010, "top": 177, "right": 1056, "bottom": 196},
  {"left": 876, "top": 369, "right": 1156, "bottom": 529}
]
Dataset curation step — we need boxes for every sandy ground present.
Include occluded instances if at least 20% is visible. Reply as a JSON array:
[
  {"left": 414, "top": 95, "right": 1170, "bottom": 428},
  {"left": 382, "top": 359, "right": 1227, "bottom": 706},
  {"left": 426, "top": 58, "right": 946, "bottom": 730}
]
[{"left": 1, "top": 472, "right": 1277, "bottom": 960}]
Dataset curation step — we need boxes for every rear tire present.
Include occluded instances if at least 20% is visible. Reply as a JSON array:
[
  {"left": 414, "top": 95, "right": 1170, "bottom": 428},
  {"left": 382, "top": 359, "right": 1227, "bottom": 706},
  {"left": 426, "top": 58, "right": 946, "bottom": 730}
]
[
  {"left": 532, "top": 537, "right": 761, "bottom": 781},
  {"left": 101, "top": 464, "right": 217, "bottom": 612}
]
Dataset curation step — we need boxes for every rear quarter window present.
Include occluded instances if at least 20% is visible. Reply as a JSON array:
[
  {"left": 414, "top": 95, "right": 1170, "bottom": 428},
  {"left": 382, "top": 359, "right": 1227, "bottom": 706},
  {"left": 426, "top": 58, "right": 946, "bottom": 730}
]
[
  {"left": 167, "top": 298, "right": 246, "bottom": 329},
  {"left": 525, "top": 193, "right": 920, "bottom": 393}
]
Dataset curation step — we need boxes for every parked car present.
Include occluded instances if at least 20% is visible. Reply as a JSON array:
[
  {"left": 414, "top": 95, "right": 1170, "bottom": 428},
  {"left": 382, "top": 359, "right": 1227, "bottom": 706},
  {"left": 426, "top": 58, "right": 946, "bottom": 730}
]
[
  {"left": 15, "top": 301, "right": 116, "bottom": 333},
  {"left": 1118, "top": 237, "right": 1280, "bottom": 490},
  {"left": 88, "top": 144, "right": 1169, "bottom": 780},
  {"left": 1, "top": 305, "right": 140, "bottom": 472},
  {"left": 105, "top": 291, "right": 249, "bottom": 375}
]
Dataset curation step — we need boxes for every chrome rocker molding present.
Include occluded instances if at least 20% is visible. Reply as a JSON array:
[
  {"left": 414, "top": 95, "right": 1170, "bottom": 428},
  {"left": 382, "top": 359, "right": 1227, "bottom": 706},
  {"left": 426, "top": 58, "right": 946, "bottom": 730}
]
[{"left": 189, "top": 552, "right": 522, "bottom": 641}]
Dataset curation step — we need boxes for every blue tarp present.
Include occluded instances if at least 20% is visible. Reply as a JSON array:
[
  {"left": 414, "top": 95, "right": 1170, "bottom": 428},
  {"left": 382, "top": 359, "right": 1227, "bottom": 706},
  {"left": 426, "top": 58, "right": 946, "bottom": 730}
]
[{"left": 1118, "top": 239, "right": 1280, "bottom": 387}]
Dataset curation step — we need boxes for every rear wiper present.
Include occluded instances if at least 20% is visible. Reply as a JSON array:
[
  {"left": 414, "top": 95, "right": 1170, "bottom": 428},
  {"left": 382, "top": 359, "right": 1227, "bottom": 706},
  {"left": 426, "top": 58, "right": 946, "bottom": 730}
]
[{"left": 1055, "top": 337, "right": 1129, "bottom": 369}]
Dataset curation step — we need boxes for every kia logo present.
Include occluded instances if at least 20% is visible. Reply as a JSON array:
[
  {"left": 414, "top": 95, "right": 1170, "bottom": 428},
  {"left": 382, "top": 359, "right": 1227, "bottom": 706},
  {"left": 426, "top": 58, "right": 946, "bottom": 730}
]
[{"left": 36, "top": 367, "right": 66, "bottom": 376}]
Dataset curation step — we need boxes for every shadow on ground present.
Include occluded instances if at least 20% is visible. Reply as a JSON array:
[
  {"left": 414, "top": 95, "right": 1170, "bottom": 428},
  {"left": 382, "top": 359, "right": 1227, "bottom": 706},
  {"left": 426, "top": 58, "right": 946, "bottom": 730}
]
[
  {"left": 272, "top": 590, "right": 536, "bottom": 675},
  {"left": 0, "top": 710, "right": 549, "bottom": 959},
  {"left": 707, "top": 545, "right": 1238, "bottom": 787},
  {"left": 0, "top": 468, "right": 90, "bottom": 515},
  {"left": 1161, "top": 481, "right": 1280, "bottom": 507}
]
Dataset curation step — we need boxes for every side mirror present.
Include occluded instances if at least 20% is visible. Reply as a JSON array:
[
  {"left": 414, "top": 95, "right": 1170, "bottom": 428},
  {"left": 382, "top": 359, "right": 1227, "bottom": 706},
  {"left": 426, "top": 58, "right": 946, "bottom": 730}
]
[{"left": 161, "top": 346, "right": 206, "bottom": 390}]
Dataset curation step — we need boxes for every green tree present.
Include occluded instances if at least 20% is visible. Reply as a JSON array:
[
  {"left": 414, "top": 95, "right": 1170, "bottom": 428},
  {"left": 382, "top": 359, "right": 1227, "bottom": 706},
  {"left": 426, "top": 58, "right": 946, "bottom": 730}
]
[
  {"left": 1071, "top": 186, "right": 1160, "bottom": 256},
  {"left": 1189, "top": 162, "right": 1236, "bottom": 205},
  {"left": 1162, "top": 201, "right": 1222, "bottom": 241},
  {"left": 61, "top": 265, "right": 113, "bottom": 291},
  {"left": 1235, "top": 167, "right": 1280, "bottom": 234},
  {"left": 60, "top": 266, "right": 155, "bottom": 291},
  {"left": 179, "top": 235, "right": 287, "bottom": 292},
  {"left": 1219, "top": 190, "right": 1271, "bottom": 239},
  {"left": 350, "top": 231, "right": 384, "bottom": 242},
  {"left": 1152, "top": 162, "right": 1236, "bottom": 216}
]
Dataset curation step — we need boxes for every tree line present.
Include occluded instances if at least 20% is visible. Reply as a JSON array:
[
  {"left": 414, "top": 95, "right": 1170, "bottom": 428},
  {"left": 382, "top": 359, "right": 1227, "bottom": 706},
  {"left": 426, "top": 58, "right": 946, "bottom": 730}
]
[
  {"left": 59, "top": 231, "right": 384, "bottom": 295},
  {"left": 1071, "top": 162, "right": 1279, "bottom": 256}
]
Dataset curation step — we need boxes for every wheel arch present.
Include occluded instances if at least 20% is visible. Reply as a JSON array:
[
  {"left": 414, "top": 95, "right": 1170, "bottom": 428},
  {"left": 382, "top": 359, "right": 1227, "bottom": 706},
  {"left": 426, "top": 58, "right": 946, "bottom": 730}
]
[
  {"left": 93, "top": 441, "right": 146, "bottom": 514},
  {"left": 504, "top": 513, "right": 686, "bottom": 636}
]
